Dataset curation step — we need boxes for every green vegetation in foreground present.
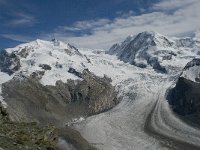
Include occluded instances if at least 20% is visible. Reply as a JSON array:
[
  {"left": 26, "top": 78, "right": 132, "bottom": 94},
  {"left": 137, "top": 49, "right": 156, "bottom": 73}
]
[{"left": 0, "top": 121, "right": 58, "bottom": 150}]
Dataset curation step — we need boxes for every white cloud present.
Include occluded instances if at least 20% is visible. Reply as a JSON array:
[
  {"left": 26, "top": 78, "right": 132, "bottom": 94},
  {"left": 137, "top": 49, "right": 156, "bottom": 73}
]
[
  {"left": 48, "top": 0, "right": 200, "bottom": 49},
  {"left": 153, "top": 0, "right": 197, "bottom": 11},
  {"left": 49, "top": 0, "right": 200, "bottom": 50},
  {"left": 4, "top": 0, "right": 199, "bottom": 49},
  {"left": 0, "top": 1, "right": 37, "bottom": 27},
  {"left": 1, "top": 34, "right": 34, "bottom": 42},
  {"left": 6, "top": 13, "right": 36, "bottom": 27},
  {"left": 57, "top": 19, "right": 111, "bottom": 32}
]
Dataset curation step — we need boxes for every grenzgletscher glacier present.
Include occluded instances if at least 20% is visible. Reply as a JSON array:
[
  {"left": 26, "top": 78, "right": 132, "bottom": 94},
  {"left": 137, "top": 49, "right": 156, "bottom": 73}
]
[{"left": 1, "top": 31, "right": 200, "bottom": 150}]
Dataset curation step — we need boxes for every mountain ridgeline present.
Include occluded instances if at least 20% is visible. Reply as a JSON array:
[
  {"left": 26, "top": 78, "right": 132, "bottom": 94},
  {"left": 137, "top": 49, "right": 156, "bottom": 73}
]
[
  {"left": 1, "top": 31, "right": 200, "bottom": 149},
  {"left": 109, "top": 31, "right": 200, "bottom": 124},
  {"left": 108, "top": 31, "right": 200, "bottom": 74},
  {"left": 0, "top": 39, "right": 118, "bottom": 150},
  {"left": 0, "top": 39, "right": 119, "bottom": 123}
]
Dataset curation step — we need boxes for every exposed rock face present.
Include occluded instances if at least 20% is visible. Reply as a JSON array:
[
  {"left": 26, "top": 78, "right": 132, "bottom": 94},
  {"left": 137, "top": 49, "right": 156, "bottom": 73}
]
[
  {"left": 168, "top": 58, "right": 200, "bottom": 116},
  {"left": 0, "top": 50, "right": 20, "bottom": 75},
  {"left": 17, "top": 46, "right": 33, "bottom": 58},
  {"left": 71, "top": 69, "right": 118, "bottom": 115},
  {"left": 67, "top": 43, "right": 83, "bottom": 56},
  {"left": 68, "top": 67, "right": 82, "bottom": 78},
  {"left": 39, "top": 64, "right": 52, "bottom": 70},
  {"left": 168, "top": 77, "right": 200, "bottom": 115},
  {"left": 0, "top": 103, "right": 9, "bottom": 123},
  {"left": 2, "top": 69, "right": 118, "bottom": 125}
]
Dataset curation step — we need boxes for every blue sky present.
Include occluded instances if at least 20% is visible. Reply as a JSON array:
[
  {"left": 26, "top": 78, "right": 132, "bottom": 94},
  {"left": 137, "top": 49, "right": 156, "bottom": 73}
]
[{"left": 0, "top": 0, "right": 200, "bottom": 49}]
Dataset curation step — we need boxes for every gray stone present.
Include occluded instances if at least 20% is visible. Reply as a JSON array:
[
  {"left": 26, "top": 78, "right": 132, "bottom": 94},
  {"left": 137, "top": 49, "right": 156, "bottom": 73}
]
[
  {"left": 0, "top": 50, "right": 20, "bottom": 75},
  {"left": 2, "top": 69, "right": 119, "bottom": 125}
]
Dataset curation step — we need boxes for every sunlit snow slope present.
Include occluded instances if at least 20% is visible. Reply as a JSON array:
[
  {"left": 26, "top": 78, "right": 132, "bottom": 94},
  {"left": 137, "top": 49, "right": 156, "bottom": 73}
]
[{"left": 1, "top": 32, "right": 200, "bottom": 150}]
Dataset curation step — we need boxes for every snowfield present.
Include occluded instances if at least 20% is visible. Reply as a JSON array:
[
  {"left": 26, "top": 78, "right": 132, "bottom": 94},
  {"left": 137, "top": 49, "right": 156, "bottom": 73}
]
[
  {"left": 1, "top": 32, "right": 200, "bottom": 149},
  {"left": 73, "top": 49, "right": 200, "bottom": 150},
  {"left": 5, "top": 39, "right": 89, "bottom": 86}
]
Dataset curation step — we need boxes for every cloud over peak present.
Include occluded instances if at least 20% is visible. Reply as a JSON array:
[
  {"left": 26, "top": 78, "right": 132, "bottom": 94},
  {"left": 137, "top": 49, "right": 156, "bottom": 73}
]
[
  {"left": 43, "top": 0, "right": 200, "bottom": 49},
  {"left": 2, "top": 0, "right": 200, "bottom": 50}
]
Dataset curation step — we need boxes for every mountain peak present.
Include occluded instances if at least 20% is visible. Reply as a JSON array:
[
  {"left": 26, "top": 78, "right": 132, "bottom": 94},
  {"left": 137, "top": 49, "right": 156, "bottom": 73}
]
[
  {"left": 108, "top": 31, "right": 200, "bottom": 73},
  {"left": 6, "top": 39, "right": 78, "bottom": 54},
  {"left": 136, "top": 31, "right": 166, "bottom": 38},
  {"left": 0, "top": 38, "right": 89, "bottom": 85},
  {"left": 51, "top": 38, "right": 60, "bottom": 46},
  {"left": 139, "top": 31, "right": 157, "bottom": 36},
  {"left": 109, "top": 31, "right": 175, "bottom": 55}
]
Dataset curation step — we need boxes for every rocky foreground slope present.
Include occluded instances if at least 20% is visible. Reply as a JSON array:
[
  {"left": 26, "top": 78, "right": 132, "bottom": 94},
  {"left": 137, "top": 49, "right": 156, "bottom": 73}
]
[{"left": 0, "top": 103, "right": 58, "bottom": 150}]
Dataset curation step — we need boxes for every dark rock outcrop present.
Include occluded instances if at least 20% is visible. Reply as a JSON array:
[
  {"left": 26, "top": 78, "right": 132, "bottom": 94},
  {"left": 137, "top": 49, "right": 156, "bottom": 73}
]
[
  {"left": 39, "top": 64, "right": 52, "bottom": 70},
  {"left": 168, "top": 59, "right": 200, "bottom": 117},
  {"left": 17, "top": 46, "right": 33, "bottom": 58},
  {"left": 2, "top": 69, "right": 118, "bottom": 125},
  {"left": 0, "top": 50, "right": 20, "bottom": 75},
  {"left": 0, "top": 104, "right": 9, "bottom": 123},
  {"left": 168, "top": 77, "right": 200, "bottom": 115},
  {"left": 68, "top": 67, "right": 82, "bottom": 78},
  {"left": 147, "top": 57, "right": 167, "bottom": 73},
  {"left": 64, "top": 43, "right": 83, "bottom": 56},
  {"left": 183, "top": 58, "right": 200, "bottom": 70}
]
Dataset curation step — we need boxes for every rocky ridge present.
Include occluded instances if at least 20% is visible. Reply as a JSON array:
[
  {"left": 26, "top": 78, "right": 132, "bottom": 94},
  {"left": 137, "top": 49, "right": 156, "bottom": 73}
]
[{"left": 168, "top": 58, "right": 200, "bottom": 125}]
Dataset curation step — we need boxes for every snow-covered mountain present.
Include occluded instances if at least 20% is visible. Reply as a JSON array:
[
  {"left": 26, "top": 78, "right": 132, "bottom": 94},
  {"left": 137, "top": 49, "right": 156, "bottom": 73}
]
[
  {"left": 109, "top": 31, "right": 200, "bottom": 73},
  {"left": 0, "top": 39, "right": 118, "bottom": 125},
  {"left": 1, "top": 31, "right": 200, "bottom": 150},
  {"left": 0, "top": 39, "right": 90, "bottom": 85}
]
